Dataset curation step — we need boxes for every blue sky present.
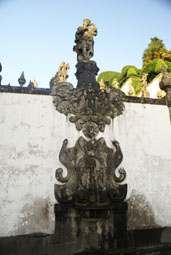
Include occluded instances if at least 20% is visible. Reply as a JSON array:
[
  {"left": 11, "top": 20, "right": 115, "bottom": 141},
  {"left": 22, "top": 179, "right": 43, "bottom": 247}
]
[{"left": 1, "top": 0, "right": 171, "bottom": 88}]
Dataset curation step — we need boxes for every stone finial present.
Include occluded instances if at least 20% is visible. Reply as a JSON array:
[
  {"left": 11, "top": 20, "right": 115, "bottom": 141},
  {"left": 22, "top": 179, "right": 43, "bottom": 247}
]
[
  {"left": 127, "top": 79, "right": 135, "bottom": 96},
  {"left": 73, "top": 18, "right": 97, "bottom": 62},
  {"left": 0, "top": 62, "right": 2, "bottom": 73},
  {"left": 57, "top": 62, "right": 70, "bottom": 83},
  {"left": 141, "top": 73, "right": 150, "bottom": 98},
  {"left": 157, "top": 89, "right": 166, "bottom": 99},
  {"left": 159, "top": 64, "right": 171, "bottom": 99},
  {"left": 99, "top": 78, "right": 106, "bottom": 92},
  {"left": 28, "top": 80, "right": 34, "bottom": 88},
  {"left": 18, "top": 71, "right": 26, "bottom": 87},
  {"left": 113, "top": 79, "right": 119, "bottom": 89},
  {"left": 50, "top": 61, "right": 70, "bottom": 87},
  {"left": 32, "top": 78, "right": 38, "bottom": 88}
]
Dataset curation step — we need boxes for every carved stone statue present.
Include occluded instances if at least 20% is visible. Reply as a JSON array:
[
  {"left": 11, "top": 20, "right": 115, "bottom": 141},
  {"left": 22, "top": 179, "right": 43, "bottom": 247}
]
[
  {"left": 113, "top": 79, "right": 119, "bottom": 89},
  {"left": 99, "top": 78, "right": 106, "bottom": 92},
  {"left": 127, "top": 79, "right": 135, "bottom": 96},
  {"left": 50, "top": 61, "right": 70, "bottom": 88},
  {"left": 141, "top": 73, "right": 150, "bottom": 98},
  {"left": 32, "top": 78, "right": 38, "bottom": 88},
  {"left": 57, "top": 61, "right": 70, "bottom": 83},
  {"left": 73, "top": 18, "right": 97, "bottom": 62}
]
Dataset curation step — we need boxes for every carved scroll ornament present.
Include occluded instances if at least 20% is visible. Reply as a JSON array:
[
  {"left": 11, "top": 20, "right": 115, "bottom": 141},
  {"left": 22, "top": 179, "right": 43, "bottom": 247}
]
[{"left": 55, "top": 136, "right": 127, "bottom": 206}]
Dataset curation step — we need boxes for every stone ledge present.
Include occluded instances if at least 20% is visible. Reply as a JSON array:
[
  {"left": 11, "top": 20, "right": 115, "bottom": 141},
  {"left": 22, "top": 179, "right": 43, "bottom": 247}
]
[
  {"left": 0, "top": 85, "right": 50, "bottom": 95},
  {"left": 0, "top": 85, "right": 169, "bottom": 106},
  {"left": 123, "top": 95, "right": 166, "bottom": 105},
  {"left": 0, "top": 228, "right": 171, "bottom": 255}
]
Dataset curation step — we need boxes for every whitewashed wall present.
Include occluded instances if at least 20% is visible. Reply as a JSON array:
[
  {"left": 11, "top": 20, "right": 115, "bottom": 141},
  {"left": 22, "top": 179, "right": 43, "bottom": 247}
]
[{"left": 0, "top": 92, "right": 171, "bottom": 236}]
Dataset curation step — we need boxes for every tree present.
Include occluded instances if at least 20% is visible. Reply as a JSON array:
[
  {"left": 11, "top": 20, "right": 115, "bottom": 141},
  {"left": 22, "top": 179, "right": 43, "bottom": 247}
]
[{"left": 142, "top": 37, "right": 171, "bottom": 66}]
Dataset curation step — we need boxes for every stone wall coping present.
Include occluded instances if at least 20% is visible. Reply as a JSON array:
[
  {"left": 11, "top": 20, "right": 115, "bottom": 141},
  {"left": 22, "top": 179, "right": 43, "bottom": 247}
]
[
  {"left": 0, "top": 85, "right": 167, "bottom": 105},
  {"left": 0, "top": 85, "right": 50, "bottom": 95}
]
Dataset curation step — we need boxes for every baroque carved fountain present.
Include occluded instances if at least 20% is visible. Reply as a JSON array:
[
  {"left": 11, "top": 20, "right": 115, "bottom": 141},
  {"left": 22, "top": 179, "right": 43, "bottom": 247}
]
[{"left": 52, "top": 19, "right": 128, "bottom": 251}]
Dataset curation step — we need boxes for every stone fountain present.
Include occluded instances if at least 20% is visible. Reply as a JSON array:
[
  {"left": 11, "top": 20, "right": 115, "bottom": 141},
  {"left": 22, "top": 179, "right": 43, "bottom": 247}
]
[{"left": 52, "top": 19, "right": 128, "bottom": 252}]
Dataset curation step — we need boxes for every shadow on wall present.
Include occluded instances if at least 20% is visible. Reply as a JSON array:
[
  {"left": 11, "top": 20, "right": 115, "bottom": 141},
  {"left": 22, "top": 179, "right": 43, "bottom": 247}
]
[
  {"left": 14, "top": 197, "right": 53, "bottom": 235},
  {"left": 127, "top": 191, "right": 159, "bottom": 230}
]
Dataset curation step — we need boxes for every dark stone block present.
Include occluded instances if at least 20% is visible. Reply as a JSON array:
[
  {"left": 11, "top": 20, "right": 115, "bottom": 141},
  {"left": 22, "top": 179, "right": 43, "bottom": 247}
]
[
  {"left": 54, "top": 202, "right": 128, "bottom": 251},
  {"left": 75, "top": 60, "right": 99, "bottom": 89}
]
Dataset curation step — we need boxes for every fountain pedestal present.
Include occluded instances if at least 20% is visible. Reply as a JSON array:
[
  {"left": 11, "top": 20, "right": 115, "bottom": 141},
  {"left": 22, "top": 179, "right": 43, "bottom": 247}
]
[
  {"left": 52, "top": 19, "right": 128, "bottom": 253},
  {"left": 54, "top": 202, "right": 127, "bottom": 250}
]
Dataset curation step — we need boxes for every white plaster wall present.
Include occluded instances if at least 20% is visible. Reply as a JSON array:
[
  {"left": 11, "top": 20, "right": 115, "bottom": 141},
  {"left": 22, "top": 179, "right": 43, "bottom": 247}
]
[
  {"left": 147, "top": 74, "right": 166, "bottom": 98},
  {"left": 104, "top": 103, "right": 171, "bottom": 229},
  {"left": 138, "top": 74, "right": 166, "bottom": 99},
  {"left": 120, "top": 78, "right": 134, "bottom": 96},
  {"left": 0, "top": 92, "right": 171, "bottom": 236},
  {"left": 0, "top": 93, "right": 81, "bottom": 237}
]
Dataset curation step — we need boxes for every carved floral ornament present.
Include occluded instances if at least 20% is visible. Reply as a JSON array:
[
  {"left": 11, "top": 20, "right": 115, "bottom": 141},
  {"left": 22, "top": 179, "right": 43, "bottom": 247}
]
[{"left": 52, "top": 84, "right": 125, "bottom": 138}]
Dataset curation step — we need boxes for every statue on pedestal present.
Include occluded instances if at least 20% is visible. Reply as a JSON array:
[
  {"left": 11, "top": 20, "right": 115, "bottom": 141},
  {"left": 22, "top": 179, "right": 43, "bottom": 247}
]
[
  {"left": 57, "top": 61, "right": 70, "bottom": 83},
  {"left": 50, "top": 61, "right": 70, "bottom": 88},
  {"left": 73, "top": 19, "right": 99, "bottom": 89},
  {"left": 73, "top": 18, "right": 97, "bottom": 62}
]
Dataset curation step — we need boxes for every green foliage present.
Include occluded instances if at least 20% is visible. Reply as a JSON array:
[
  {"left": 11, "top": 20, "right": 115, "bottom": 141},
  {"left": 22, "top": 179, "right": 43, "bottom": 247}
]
[
  {"left": 117, "top": 65, "right": 140, "bottom": 86},
  {"left": 97, "top": 71, "right": 120, "bottom": 86},
  {"left": 142, "top": 37, "right": 171, "bottom": 66},
  {"left": 131, "top": 77, "right": 141, "bottom": 95},
  {"left": 97, "top": 65, "right": 141, "bottom": 93},
  {"left": 97, "top": 37, "right": 171, "bottom": 95},
  {"left": 142, "top": 58, "right": 167, "bottom": 82},
  {"left": 165, "top": 61, "right": 171, "bottom": 72},
  {"left": 155, "top": 58, "right": 165, "bottom": 73},
  {"left": 127, "top": 68, "right": 138, "bottom": 78}
]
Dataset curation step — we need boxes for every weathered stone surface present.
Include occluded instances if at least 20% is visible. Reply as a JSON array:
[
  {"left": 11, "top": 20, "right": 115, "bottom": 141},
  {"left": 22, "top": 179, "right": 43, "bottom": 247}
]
[
  {"left": 0, "top": 229, "right": 171, "bottom": 255},
  {"left": 54, "top": 202, "right": 128, "bottom": 250},
  {"left": 53, "top": 81, "right": 128, "bottom": 249},
  {"left": 73, "top": 18, "right": 97, "bottom": 62},
  {"left": 159, "top": 64, "right": 171, "bottom": 121},
  {"left": 161, "top": 228, "right": 171, "bottom": 243},
  {"left": 0, "top": 85, "right": 50, "bottom": 94},
  {"left": 52, "top": 86, "right": 125, "bottom": 136},
  {"left": 18, "top": 71, "right": 26, "bottom": 87},
  {"left": 75, "top": 60, "right": 100, "bottom": 89},
  {"left": 55, "top": 137, "right": 127, "bottom": 205},
  {"left": 159, "top": 64, "right": 171, "bottom": 99},
  {"left": 50, "top": 62, "right": 70, "bottom": 88}
]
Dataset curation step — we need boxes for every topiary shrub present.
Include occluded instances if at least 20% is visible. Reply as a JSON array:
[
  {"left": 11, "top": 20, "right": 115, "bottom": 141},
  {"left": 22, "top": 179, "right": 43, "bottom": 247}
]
[
  {"left": 127, "top": 68, "right": 139, "bottom": 78},
  {"left": 131, "top": 77, "right": 141, "bottom": 95},
  {"left": 165, "top": 61, "right": 171, "bottom": 72},
  {"left": 97, "top": 71, "right": 120, "bottom": 86},
  {"left": 117, "top": 65, "right": 140, "bottom": 87},
  {"left": 142, "top": 58, "right": 167, "bottom": 82}
]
